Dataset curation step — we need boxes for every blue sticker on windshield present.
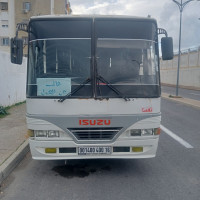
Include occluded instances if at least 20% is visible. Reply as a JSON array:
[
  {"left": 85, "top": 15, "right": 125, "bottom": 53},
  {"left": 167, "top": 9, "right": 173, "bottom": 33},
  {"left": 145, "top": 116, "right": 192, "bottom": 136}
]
[{"left": 37, "top": 78, "right": 71, "bottom": 96}]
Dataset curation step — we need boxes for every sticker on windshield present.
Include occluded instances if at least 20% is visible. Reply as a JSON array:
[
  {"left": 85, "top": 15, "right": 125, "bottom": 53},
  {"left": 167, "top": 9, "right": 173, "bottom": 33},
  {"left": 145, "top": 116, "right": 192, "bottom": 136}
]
[{"left": 37, "top": 78, "right": 71, "bottom": 96}]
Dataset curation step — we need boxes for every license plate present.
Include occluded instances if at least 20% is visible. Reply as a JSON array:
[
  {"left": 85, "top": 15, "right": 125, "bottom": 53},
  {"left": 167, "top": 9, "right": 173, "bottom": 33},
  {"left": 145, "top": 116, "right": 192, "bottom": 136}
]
[{"left": 78, "top": 146, "right": 111, "bottom": 155}]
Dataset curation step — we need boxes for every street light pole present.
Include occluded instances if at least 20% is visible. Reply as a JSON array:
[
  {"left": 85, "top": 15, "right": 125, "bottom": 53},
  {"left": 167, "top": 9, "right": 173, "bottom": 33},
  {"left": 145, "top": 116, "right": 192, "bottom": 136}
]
[
  {"left": 172, "top": 0, "right": 195, "bottom": 96},
  {"left": 177, "top": 1, "right": 183, "bottom": 97}
]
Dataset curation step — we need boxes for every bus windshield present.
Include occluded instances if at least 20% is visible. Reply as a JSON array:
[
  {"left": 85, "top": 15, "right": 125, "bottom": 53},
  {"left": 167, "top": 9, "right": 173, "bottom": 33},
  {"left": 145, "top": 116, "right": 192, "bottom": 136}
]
[
  {"left": 27, "top": 38, "right": 92, "bottom": 97},
  {"left": 27, "top": 18, "right": 160, "bottom": 99},
  {"left": 96, "top": 39, "right": 159, "bottom": 98}
]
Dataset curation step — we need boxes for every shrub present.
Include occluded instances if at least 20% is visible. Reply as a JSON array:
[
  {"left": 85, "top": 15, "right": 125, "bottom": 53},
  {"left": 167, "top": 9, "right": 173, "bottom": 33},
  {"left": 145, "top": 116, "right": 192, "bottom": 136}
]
[{"left": 0, "top": 106, "right": 8, "bottom": 115}]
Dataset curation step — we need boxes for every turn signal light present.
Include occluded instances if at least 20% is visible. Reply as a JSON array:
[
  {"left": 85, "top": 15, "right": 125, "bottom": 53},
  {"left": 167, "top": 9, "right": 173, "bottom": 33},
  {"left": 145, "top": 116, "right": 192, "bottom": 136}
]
[
  {"left": 132, "top": 147, "right": 143, "bottom": 152},
  {"left": 27, "top": 129, "right": 34, "bottom": 137},
  {"left": 45, "top": 148, "right": 57, "bottom": 153},
  {"left": 154, "top": 128, "right": 161, "bottom": 135}
]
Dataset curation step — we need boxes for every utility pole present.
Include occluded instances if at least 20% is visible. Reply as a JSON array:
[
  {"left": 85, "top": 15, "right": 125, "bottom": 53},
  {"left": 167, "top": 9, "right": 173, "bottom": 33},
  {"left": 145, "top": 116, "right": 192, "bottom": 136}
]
[
  {"left": 172, "top": 0, "right": 197, "bottom": 96},
  {"left": 51, "top": 0, "right": 54, "bottom": 15}
]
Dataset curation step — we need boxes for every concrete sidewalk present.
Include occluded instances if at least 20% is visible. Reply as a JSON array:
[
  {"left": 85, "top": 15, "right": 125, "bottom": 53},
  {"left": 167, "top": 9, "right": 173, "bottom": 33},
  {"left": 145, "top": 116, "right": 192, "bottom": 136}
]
[
  {"left": 0, "top": 103, "right": 29, "bottom": 184},
  {"left": 0, "top": 94, "right": 200, "bottom": 184},
  {"left": 162, "top": 93, "right": 200, "bottom": 109}
]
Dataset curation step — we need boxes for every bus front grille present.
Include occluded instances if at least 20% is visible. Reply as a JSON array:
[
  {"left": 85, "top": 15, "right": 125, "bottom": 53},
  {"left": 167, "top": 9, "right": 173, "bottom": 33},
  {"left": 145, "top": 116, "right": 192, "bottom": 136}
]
[{"left": 68, "top": 127, "right": 122, "bottom": 141}]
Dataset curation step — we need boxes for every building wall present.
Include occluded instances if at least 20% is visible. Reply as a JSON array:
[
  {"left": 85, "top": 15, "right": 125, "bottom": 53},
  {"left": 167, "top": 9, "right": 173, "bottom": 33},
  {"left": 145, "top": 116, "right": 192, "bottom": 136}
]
[
  {"left": 15, "top": 0, "right": 66, "bottom": 55},
  {"left": 0, "top": 0, "right": 15, "bottom": 52},
  {"left": 0, "top": 0, "right": 68, "bottom": 106},
  {"left": 160, "top": 47, "right": 200, "bottom": 90},
  {"left": 0, "top": 0, "right": 66, "bottom": 53},
  {"left": 54, "top": 0, "right": 65, "bottom": 14},
  {"left": 15, "top": 0, "right": 51, "bottom": 23},
  {"left": 0, "top": 50, "right": 27, "bottom": 106},
  {"left": 15, "top": 0, "right": 51, "bottom": 55}
]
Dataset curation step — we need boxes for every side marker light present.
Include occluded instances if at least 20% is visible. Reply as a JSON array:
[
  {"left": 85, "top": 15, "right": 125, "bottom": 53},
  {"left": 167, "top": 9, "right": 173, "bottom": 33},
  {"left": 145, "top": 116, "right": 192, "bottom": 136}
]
[
  {"left": 132, "top": 147, "right": 143, "bottom": 152},
  {"left": 154, "top": 128, "right": 161, "bottom": 135},
  {"left": 45, "top": 148, "right": 57, "bottom": 153}
]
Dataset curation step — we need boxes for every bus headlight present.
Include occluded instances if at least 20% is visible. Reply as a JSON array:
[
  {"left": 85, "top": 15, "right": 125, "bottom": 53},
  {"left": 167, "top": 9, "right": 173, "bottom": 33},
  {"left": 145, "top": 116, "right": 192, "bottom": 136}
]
[
  {"left": 130, "top": 128, "right": 160, "bottom": 136},
  {"left": 48, "top": 130, "right": 60, "bottom": 137},
  {"left": 141, "top": 129, "right": 154, "bottom": 136},
  {"left": 34, "top": 130, "right": 60, "bottom": 137},
  {"left": 130, "top": 129, "right": 141, "bottom": 136},
  {"left": 34, "top": 130, "right": 48, "bottom": 137}
]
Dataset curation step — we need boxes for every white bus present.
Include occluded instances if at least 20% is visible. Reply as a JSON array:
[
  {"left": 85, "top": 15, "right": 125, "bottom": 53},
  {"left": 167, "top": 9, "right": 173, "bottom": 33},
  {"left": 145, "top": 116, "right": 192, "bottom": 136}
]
[{"left": 11, "top": 15, "right": 173, "bottom": 160}]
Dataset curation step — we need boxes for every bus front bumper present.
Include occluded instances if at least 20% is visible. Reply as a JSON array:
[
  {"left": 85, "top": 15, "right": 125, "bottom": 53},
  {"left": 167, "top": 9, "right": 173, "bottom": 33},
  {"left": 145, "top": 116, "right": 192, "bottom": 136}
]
[{"left": 29, "top": 137, "right": 159, "bottom": 160}]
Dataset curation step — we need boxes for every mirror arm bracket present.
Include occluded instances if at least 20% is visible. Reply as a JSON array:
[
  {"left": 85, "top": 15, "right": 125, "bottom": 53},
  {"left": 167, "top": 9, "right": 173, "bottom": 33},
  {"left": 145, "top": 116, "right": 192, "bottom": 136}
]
[
  {"left": 15, "top": 22, "right": 28, "bottom": 38},
  {"left": 157, "top": 28, "right": 168, "bottom": 37}
]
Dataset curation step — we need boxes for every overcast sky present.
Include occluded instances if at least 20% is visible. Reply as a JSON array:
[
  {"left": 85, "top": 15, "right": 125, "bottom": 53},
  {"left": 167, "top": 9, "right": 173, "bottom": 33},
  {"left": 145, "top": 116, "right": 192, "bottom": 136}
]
[{"left": 70, "top": 0, "right": 200, "bottom": 51}]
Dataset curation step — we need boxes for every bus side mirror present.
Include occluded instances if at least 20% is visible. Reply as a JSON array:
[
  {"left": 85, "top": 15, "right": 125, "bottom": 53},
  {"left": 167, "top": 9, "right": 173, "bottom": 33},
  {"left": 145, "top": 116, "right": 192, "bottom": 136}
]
[
  {"left": 161, "top": 37, "right": 173, "bottom": 60},
  {"left": 10, "top": 37, "right": 23, "bottom": 65}
]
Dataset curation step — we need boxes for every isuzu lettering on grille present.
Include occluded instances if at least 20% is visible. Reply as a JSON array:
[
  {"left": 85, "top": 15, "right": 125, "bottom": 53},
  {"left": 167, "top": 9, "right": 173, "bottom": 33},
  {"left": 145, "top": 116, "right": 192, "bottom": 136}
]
[{"left": 79, "top": 119, "right": 111, "bottom": 126}]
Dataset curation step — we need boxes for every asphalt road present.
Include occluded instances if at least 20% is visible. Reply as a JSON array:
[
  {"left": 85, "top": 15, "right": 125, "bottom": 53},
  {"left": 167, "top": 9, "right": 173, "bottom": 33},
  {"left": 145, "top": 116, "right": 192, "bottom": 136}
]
[
  {"left": 162, "top": 85, "right": 200, "bottom": 101},
  {"left": 0, "top": 98, "right": 200, "bottom": 200}
]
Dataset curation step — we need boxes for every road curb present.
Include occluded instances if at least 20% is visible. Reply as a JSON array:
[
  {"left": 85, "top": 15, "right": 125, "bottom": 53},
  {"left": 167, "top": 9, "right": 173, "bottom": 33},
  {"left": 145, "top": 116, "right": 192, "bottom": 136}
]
[
  {"left": 162, "top": 93, "right": 200, "bottom": 109},
  {"left": 0, "top": 140, "right": 29, "bottom": 185}
]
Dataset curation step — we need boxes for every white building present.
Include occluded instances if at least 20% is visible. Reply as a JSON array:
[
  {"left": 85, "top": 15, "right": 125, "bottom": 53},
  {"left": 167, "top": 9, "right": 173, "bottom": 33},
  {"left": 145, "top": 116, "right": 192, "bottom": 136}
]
[
  {"left": 0, "top": 0, "right": 69, "bottom": 53},
  {"left": 0, "top": 0, "right": 15, "bottom": 52}
]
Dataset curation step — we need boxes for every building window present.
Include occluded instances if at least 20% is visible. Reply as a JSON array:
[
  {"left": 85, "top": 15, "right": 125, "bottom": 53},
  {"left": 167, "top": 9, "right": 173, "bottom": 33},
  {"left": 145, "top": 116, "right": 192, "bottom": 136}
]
[
  {"left": 1, "top": 38, "right": 10, "bottom": 46},
  {"left": 0, "top": 2, "right": 8, "bottom": 11},
  {"left": 2, "top": 24, "right": 8, "bottom": 28},
  {"left": 23, "top": 2, "right": 31, "bottom": 13},
  {"left": 1, "top": 20, "right": 8, "bottom": 28}
]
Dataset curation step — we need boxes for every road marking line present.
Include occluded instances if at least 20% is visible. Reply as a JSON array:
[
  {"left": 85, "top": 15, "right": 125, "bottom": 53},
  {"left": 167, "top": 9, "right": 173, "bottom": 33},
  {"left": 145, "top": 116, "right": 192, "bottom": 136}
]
[
  {"left": 190, "top": 93, "right": 200, "bottom": 96},
  {"left": 160, "top": 125, "right": 194, "bottom": 149}
]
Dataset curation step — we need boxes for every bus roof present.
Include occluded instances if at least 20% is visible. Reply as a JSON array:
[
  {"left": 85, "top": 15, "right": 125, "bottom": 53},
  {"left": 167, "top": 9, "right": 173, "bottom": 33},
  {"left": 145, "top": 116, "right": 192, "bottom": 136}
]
[{"left": 30, "top": 15, "right": 157, "bottom": 23}]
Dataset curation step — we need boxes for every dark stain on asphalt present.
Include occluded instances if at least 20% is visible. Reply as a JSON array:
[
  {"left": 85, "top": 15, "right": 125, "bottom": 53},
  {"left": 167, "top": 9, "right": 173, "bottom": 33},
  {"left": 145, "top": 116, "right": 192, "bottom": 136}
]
[{"left": 52, "top": 163, "right": 111, "bottom": 178}]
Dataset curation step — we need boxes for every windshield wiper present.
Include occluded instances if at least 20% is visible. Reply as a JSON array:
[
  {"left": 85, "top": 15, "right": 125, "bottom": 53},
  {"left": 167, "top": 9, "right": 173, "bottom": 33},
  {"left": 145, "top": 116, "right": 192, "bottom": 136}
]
[
  {"left": 58, "top": 78, "right": 91, "bottom": 102},
  {"left": 97, "top": 75, "right": 130, "bottom": 101}
]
